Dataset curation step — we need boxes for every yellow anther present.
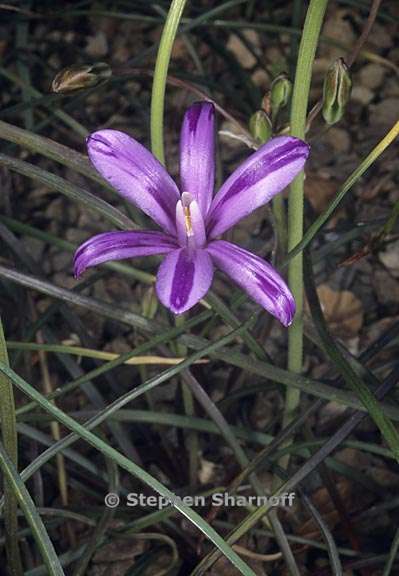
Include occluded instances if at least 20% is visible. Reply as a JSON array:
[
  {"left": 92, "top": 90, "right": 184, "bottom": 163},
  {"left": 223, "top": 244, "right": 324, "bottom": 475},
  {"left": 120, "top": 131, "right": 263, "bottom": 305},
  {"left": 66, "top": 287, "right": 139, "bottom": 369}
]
[{"left": 184, "top": 205, "right": 193, "bottom": 236}]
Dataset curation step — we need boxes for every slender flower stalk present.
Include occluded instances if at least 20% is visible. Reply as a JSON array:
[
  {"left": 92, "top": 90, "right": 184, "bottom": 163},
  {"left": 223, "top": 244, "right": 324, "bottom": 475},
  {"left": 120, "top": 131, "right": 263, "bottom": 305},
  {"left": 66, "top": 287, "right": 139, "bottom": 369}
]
[
  {"left": 73, "top": 102, "right": 309, "bottom": 323},
  {"left": 285, "top": 0, "right": 329, "bottom": 426},
  {"left": 151, "top": 0, "right": 188, "bottom": 164}
]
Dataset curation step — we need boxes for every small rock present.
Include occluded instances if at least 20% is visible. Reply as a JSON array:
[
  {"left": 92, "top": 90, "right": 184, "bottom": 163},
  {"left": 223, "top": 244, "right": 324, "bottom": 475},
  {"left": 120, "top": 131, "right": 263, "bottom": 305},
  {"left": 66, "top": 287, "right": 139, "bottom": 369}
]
[
  {"left": 305, "top": 174, "right": 337, "bottom": 214},
  {"left": 104, "top": 337, "right": 131, "bottom": 355},
  {"left": 53, "top": 272, "right": 75, "bottom": 290},
  {"left": 242, "top": 29, "right": 261, "bottom": 50},
  {"left": 351, "top": 85, "right": 374, "bottom": 106},
  {"left": 318, "top": 401, "right": 348, "bottom": 427},
  {"left": 22, "top": 236, "right": 45, "bottom": 261},
  {"left": 198, "top": 458, "right": 217, "bottom": 485},
  {"left": 86, "top": 31, "right": 108, "bottom": 57},
  {"left": 359, "top": 63, "right": 385, "bottom": 90},
  {"left": 251, "top": 68, "right": 270, "bottom": 90},
  {"left": 379, "top": 239, "right": 399, "bottom": 277},
  {"left": 370, "top": 98, "right": 399, "bottom": 127},
  {"left": 325, "top": 127, "right": 351, "bottom": 153},
  {"left": 321, "top": 9, "right": 356, "bottom": 59},
  {"left": 171, "top": 37, "right": 186, "bottom": 59},
  {"left": 362, "top": 316, "right": 399, "bottom": 349},
  {"left": 45, "top": 197, "right": 65, "bottom": 221},
  {"left": 366, "top": 22, "right": 393, "bottom": 50},
  {"left": 368, "top": 465, "right": 399, "bottom": 488},
  {"left": 93, "top": 538, "right": 145, "bottom": 563},
  {"left": 383, "top": 76, "right": 399, "bottom": 98},
  {"left": 51, "top": 251, "right": 71, "bottom": 272},
  {"left": 66, "top": 228, "right": 90, "bottom": 243},
  {"left": 226, "top": 33, "right": 256, "bottom": 69}
]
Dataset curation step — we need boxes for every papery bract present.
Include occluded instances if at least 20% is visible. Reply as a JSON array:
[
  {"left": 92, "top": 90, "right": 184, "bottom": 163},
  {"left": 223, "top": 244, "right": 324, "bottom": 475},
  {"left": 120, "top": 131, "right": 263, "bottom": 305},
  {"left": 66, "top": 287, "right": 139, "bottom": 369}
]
[{"left": 73, "top": 101, "right": 310, "bottom": 324}]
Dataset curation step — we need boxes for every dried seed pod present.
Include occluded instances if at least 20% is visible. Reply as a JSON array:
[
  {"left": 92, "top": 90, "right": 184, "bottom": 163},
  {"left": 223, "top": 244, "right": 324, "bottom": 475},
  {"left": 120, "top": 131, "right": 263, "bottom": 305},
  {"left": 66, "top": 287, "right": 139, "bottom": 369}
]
[
  {"left": 322, "top": 58, "right": 352, "bottom": 125},
  {"left": 51, "top": 62, "right": 112, "bottom": 93}
]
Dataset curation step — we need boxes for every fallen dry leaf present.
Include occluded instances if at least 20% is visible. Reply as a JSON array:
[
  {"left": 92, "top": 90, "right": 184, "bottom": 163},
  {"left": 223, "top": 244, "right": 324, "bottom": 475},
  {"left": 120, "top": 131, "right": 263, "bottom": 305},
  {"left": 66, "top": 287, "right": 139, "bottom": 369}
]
[
  {"left": 316, "top": 284, "right": 364, "bottom": 338},
  {"left": 298, "top": 479, "right": 352, "bottom": 540},
  {"left": 305, "top": 174, "right": 338, "bottom": 214}
]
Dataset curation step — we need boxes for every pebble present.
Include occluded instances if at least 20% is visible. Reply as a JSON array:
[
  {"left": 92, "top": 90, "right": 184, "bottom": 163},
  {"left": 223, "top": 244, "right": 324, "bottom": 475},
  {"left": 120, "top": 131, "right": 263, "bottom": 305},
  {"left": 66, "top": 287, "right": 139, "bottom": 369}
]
[
  {"left": 226, "top": 33, "right": 256, "bottom": 69},
  {"left": 86, "top": 31, "right": 108, "bottom": 57},
  {"left": 351, "top": 85, "right": 374, "bottom": 106},
  {"left": 325, "top": 127, "right": 351, "bottom": 153},
  {"left": 359, "top": 63, "right": 385, "bottom": 90},
  {"left": 370, "top": 97, "right": 399, "bottom": 127},
  {"left": 379, "top": 238, "right": 399, "bottom": 277}
]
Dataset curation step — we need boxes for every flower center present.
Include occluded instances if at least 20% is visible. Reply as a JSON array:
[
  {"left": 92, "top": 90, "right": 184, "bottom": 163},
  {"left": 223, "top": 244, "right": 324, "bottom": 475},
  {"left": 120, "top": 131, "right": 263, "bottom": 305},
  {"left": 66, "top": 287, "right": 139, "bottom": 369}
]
[
  {"left": 176, "top": 192, "right": 207, "bottom": 249},
  {"left": 182, "top": 192, "right": 194, "bottom": 237}
]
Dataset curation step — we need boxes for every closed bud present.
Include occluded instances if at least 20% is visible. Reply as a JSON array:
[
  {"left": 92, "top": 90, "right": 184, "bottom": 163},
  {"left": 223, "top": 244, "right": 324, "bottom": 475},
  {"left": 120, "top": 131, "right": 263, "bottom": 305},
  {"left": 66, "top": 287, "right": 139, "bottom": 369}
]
[
  {"left": 51, "top": 62, "right": 112, "bottom": 94},
  {"left": 249, "top": 110, "right": 272, "bottom": 144},
  {"left": 322, "top": 58, "right": 352, "bottom": 125},
  {"left": 270, "top": 73, "right": 292, "bottom": 118},
  {"left": 141, "top": 286, "right": 158, "bottom": 319}
]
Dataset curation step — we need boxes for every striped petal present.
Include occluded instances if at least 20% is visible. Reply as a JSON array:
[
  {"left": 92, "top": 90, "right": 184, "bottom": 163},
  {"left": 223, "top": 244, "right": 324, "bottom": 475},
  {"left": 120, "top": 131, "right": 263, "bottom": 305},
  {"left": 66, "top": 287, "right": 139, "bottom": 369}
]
[
  {"left": 87, "top": 130, "right": 180, "bottom": 235},
  {"left": 207, "top": 240, "right": 295, "bottom": 326},
  {"left": 207, "top": 136, "right": 310, "bottom": 238},
  {"left": 74, "top": 231, "right": 177, "bottom": 277},
  {"left": 156, "top": 248, "right": 213, "bottom": 314},
  {"left": 180, "top": 102, "right": 215, "bottom": 217}
]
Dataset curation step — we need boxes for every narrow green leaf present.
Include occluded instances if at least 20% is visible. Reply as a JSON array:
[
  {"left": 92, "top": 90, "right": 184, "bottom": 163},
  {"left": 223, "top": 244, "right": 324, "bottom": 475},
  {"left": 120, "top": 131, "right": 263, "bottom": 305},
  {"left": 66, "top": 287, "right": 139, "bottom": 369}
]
[
  {"left": 0, "top": 440, "right": 64, "bottom": 576},
  {"left": 2, "top": 263, "right": 399, "bottom": 418},
  {"left": 383, "top": 527, "right": 399, "bottom": 576},
  {"left": 286, "top": 119, "right": 399, "bottom": 263},
  {"left": 0, "top": 317, "right": 23, "bottom": 576},
  {"left": 304, "top": 253, "right": 399, "bottom": 463},
  {"left": 0, "top": 153, "right": 134, "bottom": 230},
  {"left": 0, "top": 264, "right": 156, "bottom": 333},
  {"left": 0, "top": 119, "right": 127, "bottom": 195},
  {"left": 0, "top": 343, "right": 257, "bottom": 575}
]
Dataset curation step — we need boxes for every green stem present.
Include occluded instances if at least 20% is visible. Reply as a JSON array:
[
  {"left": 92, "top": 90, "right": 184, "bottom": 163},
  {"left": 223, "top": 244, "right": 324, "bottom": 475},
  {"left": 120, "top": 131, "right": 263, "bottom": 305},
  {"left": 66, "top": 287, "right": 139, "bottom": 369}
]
[
  {"left": 151, "top": 0, "right": 188, "bottom": 163},
  {"left": 272, "top": 194, "right": 287, "bottom": 256},
  {"left": 284, "top": 0, "right": 329, "bottom": 428},
  {"left": 0, "top": 317, "right": 23, "bottom": 576}
]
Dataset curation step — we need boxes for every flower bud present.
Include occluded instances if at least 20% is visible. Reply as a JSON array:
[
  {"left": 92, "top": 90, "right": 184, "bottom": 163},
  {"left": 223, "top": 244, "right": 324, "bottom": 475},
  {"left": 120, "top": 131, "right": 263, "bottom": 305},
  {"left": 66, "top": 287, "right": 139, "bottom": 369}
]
[
  {"left": 322, "top": 58, "right": 352, "bottom": 125},
  {"left": 270, "top": 73, "right": 292, "bottom": 118},
  {"left": 249, "top": 110, "right": 272, "bottom": 144},
  {"left": 51, "top": 62, "right": 112, "bottom": 93}
]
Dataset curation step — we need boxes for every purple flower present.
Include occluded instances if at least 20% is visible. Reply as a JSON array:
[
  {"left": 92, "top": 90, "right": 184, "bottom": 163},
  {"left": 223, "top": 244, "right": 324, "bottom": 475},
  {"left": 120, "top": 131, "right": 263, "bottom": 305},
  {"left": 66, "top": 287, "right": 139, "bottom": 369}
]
[{"left": 73, "top": 102, "right": 309, "bottom": 325}]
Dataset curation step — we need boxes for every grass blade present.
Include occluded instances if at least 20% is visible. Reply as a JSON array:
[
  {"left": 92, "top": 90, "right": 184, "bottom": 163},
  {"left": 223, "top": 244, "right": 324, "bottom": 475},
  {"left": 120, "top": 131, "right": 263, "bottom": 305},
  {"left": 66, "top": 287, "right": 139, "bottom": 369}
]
[
  {"left": 3, "top": 263, "right": 399, "bottom": 418},
  {"left": 0, "top": 440, "right": 64, "bottom": 576},
  {"left": 0, "top": 317, "right": 23, "bottom": 576},
  {"left": 0, "top": 333, "right": 259, "bottom": 576},
  {"left": 303, "top": 252, "right": 399, "bottom": 463},
  {"left": 0, "top": 153, "right": 134, "bottom": 230},
  {"left": 286, "top": 119, "right": 399, "bottom": 263}
]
